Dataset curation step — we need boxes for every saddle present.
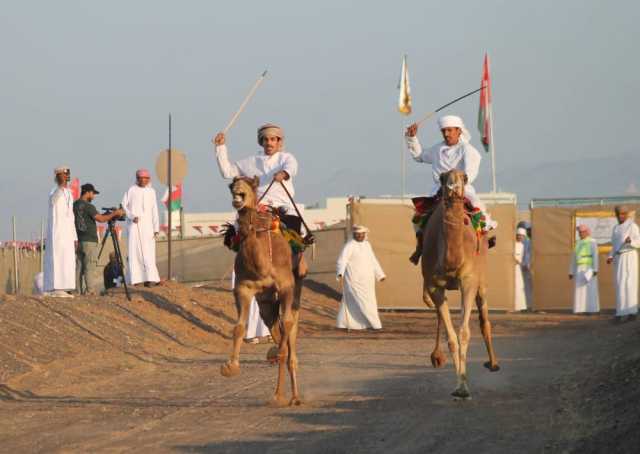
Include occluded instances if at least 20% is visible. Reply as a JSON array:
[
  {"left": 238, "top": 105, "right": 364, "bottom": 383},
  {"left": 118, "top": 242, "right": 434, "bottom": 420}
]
[
  {"left": 411, "top": 196, "right": 487, "bottom": 234},
  {"left": 223, "top": 205, "right": 310, "bottom": 254}
]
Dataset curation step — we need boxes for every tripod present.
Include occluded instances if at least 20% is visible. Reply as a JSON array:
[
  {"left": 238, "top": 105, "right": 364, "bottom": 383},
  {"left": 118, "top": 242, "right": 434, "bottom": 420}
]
[{"left": 97, "top": 219, "right": 131, "bottom": 301}]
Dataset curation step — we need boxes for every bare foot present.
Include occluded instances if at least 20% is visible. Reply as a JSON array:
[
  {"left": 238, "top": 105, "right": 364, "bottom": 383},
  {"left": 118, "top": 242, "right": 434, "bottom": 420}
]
[{"left": 220, "top": 361, "right": 240, "bottom": 377}]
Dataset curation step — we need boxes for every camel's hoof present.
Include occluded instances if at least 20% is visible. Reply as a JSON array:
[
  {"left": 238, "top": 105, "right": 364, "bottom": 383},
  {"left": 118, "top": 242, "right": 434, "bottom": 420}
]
[
  {"left": 266, "top": 346, "right": 279, "bottom": 364},
  {"left": 451, "top": 386, "right": 472, "bottom": 400},
  {"left": 268, "top": 395, "right": 289, "bottom": 408},
  {"left": 430, "top": 350, "right": 447, "bottom": 368},
  {"left": 289, "top": 397, "right": 302, "bottom": 407},
  {"left": 484, "top": 361, "right": 500, "bottom": 372},
  {"left": 220, "top": 361, "right": 240, "bottom": 377}
]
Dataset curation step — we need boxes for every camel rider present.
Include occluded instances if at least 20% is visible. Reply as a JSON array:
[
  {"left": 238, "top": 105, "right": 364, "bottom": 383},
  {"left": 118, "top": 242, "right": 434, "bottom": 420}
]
[
  {"left": 405, "top": 115, "right": 497, "bottom": 265},
  {"left": 213, "top": 123, "right": 307, "bottom": 275}
]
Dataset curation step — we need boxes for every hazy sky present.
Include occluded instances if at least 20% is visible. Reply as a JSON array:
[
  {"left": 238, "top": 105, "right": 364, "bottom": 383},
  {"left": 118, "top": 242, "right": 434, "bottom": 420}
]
[{"left": 1, "top": 0, "right": 638, "bottom": 239}]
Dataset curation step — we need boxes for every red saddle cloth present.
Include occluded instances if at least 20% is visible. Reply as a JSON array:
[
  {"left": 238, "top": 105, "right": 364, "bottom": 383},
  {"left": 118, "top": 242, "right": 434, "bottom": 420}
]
[{"left": 411, "top": 196, "right": 475, "bottom": 215}]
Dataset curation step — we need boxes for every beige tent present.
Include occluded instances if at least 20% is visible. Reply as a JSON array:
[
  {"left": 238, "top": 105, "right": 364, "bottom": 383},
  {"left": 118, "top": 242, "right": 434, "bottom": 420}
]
[
  {"left": 349, "top": 194, "right": 517, "bottom": 310},
  {"left": 530, "top": 197, "right": 640, "bottom": 311}
]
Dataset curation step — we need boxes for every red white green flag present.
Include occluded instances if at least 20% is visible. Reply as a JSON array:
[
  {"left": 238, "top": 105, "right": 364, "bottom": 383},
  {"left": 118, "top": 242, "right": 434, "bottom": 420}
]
[
  {"left": 162, "top": 183, "right": 182, "bottom": 211},
  {"left": 478, "top": 53, "right": 492, "bottom": 153}
]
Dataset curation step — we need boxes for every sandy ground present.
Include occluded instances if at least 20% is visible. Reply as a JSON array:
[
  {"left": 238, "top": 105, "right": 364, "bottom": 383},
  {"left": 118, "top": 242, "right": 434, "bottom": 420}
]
[{"left": 0, "top": 281, "right": 638, "bottom": 453}]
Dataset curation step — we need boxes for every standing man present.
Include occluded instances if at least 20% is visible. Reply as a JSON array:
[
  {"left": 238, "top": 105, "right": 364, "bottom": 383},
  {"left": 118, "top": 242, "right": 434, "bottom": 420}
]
[
  {"left": 607, "top": 206, "right": 640, "bottom": 320},
  {"left": 213, "top": 123, "right": 307, "bottom": 275},
  {"left": 513, "top": 228, "right": 530, "bottom": 312},
  {"left": 569, "top": 225, "right": 600, "bottom": 314},
  {"left": 336, "top": 225, "right": 386, "bottom": 330},
  {"left": 44, "top": 166, "right": 77, "bottom": 298},
  {"left": 73, "top": 183, "right": 124, "bottom": 295},
  {"left": 405, "top": 115, "right": 497, "bottom": 264},
  {"left": 122, "top": 169, "right": 161, "bottom": 287}
]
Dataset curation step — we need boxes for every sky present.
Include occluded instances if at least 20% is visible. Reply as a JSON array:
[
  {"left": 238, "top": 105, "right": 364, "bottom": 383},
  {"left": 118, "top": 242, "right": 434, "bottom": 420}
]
[{"left": 1, "top": 0, "right": 638, "bottom": 239}]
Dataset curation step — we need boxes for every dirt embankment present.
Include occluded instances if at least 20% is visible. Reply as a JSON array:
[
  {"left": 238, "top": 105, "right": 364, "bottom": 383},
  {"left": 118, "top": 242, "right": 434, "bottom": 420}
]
[{"left": 0, "top": 282, "right": 639, "bottom": 453}]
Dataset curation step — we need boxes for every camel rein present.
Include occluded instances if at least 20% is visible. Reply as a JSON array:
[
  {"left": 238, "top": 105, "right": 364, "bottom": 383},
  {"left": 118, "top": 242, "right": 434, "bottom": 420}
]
[{"left": 258, "top": 178, "right": 314, "bottom": 236}]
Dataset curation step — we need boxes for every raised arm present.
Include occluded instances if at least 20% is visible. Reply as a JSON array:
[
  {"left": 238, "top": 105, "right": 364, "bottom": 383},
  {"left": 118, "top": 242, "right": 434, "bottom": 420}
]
[
  {"left": 405, "top": 123, "right": 432, "bottom": 163},
  {"left": 213, "top": 133, "right": 241, "bottom": 179}
]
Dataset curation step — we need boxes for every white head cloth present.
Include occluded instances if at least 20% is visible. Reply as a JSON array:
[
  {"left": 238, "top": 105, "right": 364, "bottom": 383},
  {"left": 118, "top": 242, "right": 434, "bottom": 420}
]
[
  {"left": 517, "top": 227, "right": 527, "bottom": 236},
  {"left": 54, "top": 166, "right": 70, "bottom": 175},
  {"left": 438, "top": 115, "right": 471, "bottom": 143},
  {"left": 352, "top": 224, "right": 369, "bottom": 234}
]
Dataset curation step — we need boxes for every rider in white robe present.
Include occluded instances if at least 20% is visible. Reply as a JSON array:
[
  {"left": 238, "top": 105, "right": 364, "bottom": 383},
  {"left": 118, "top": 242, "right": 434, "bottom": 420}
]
[
  {"left": 44, "top": 167, "right": 77, "bottom": 296},
  {"left": 570, "top": 225, "right": 600, "bottom": 314},
  {"left": 336, "top": 225, "right": 386, "bottom": 330},
  {"left": 122, "top": 169, "right": 160, "bottom": 286},
  {"left": 405, "top": 115, "right": 497, "bottom": 230},
  {"left": 607, "top": 207, "right": 640, "bottom": 317}
]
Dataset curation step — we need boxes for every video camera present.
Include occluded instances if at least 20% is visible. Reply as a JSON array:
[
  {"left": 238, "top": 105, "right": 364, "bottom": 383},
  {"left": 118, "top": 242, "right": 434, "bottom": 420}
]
[{"left": 102, "top": 206, "right": 126, "bottom": 222}]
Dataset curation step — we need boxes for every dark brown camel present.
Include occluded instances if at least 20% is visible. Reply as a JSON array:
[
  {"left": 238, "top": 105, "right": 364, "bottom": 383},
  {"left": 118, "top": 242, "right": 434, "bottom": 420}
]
[
  {"left": 220, "top": 176, "right": 304, "bottom": 407},
  {"left": 421, "top": 169, "right": 500, "bottom": 399}
]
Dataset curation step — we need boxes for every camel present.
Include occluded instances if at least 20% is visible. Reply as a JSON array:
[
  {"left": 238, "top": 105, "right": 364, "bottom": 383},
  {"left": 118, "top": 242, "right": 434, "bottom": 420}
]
[
  {"left": 421, "top": 169, "right": 500, "bottom": 399},
  {"left": 220, "top": 176, "right": 304, "bottom": 407}
]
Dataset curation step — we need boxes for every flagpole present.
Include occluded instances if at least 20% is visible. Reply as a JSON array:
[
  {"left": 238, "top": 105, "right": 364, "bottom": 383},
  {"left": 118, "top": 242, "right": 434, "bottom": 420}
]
[
  {"left": 490, "top": 107, "right": 497, "bottom": 193},
  {"left": 167, "top": 113, "right": 173, "bottom": 281},
  {"left": 401, "top": 120, "right": 406, "bottom": 200}
]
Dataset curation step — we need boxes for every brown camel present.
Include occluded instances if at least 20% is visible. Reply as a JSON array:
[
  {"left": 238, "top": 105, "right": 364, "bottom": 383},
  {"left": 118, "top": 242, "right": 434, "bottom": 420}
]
[
  {"left": 421, "top": 169, "right": 500, "bottom": 399},
  {"left": 220, "top": 176, "right": 304, "bottom": 407}
]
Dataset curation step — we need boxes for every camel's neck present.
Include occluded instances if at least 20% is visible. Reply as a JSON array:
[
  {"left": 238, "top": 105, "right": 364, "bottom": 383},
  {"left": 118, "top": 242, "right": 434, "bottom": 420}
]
[{"left": 442, "top": 198, "right": 466, "bottom": 272}]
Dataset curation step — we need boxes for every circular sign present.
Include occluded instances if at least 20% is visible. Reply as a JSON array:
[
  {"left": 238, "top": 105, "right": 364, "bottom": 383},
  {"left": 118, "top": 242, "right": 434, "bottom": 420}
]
[{"left": 155, "top": 149, "right": 188, "bottom": 185}]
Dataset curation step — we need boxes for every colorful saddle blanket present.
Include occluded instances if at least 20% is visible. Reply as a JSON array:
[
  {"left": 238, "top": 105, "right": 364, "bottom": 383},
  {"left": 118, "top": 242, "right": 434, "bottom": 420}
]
[
  {"left": 223, "top": 205, "right": 307, "bottom": 254},
  {"left": 411, "top": 196, "right": 487, "bottom": 234}
]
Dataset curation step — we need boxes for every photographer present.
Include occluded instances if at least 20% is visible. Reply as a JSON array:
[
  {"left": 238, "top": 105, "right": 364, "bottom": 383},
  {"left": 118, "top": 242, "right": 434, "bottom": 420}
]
[{"left": 73, "top": 183, "right": 124, "bottom": 295}]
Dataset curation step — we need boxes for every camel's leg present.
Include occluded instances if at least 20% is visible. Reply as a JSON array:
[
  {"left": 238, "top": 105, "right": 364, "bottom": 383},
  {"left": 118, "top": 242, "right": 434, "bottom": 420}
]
[
  {"left": 434, "top": 289, "right": 460, "bottom": 380},
  {"left": 430, "top": 310, "right": 447, "bottom": 368},
  {"left": 258, "top": 300, "right": 281, "bottom": 363},
  {"left": 476, "top": 292, "right": 500, "bottom": 372},
  {"left": 220, "top": 286, "right": 253, "bottom": 377},
  {"left": 287, "top": 309, "right": 302, "bottom": 406},
  {"left": 270, "top": 289, "right": 294, "bottom": 407},
  {"left": 452, "top": 280, "right": 476, "bottom": 399}
]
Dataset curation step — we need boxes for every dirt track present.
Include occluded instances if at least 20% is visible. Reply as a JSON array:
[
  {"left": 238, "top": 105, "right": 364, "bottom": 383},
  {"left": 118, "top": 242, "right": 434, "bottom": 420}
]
[{"left": 0, "top": 283, "right": 638, "bottom": 453}]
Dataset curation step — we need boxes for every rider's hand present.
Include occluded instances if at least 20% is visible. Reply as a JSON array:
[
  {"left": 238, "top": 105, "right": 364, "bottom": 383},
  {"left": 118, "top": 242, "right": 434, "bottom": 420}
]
[
  {"left": 213, "top": 132, "right": 225, "bottom": 146},
  {"left": 273, "top": 171, "right": 289, "bottom": 182},
  {"left": 405, "top": 123, "right": 418, "bottom": 137}
]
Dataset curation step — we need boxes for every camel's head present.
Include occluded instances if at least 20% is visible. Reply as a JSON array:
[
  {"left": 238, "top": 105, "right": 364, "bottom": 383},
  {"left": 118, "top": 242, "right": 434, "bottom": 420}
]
[
  {"left": 229, "top": 176, "right": 259, "bottom": 210},
  {"left": 440, "top": 170, "right": 467, "bottom": 201}
]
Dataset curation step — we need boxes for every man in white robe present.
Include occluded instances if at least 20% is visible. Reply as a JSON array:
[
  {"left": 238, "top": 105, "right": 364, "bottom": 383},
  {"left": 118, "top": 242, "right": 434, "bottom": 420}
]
[
  {"left": 336, "top": 225, "right": 386, "bottom": 330},
  {"left": 213, "top": 124, "right": 309, "bottom": 275},
  {"left": 43, "top": 166, "right": 77, "bottom": 298},
  {"left": 405, "top": 115, "right": 497, "bottom": 264},
  {"left": 569, "top": 224, "right": 600, "bottom": 314},
  {"left": 513, "top": 228, "right": 530, "bottom": 311},
  {"left": 122, "top": 169, "right": 161, "bottom": 286},
  {"left": 606, "top": 206, "right": 640, "bottom": 320}
]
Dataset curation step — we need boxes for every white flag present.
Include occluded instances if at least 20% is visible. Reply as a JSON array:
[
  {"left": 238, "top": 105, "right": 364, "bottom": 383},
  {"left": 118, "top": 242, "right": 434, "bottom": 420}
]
[{"left": 398, "top": 54, "right": 412, "bottom": 115}]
